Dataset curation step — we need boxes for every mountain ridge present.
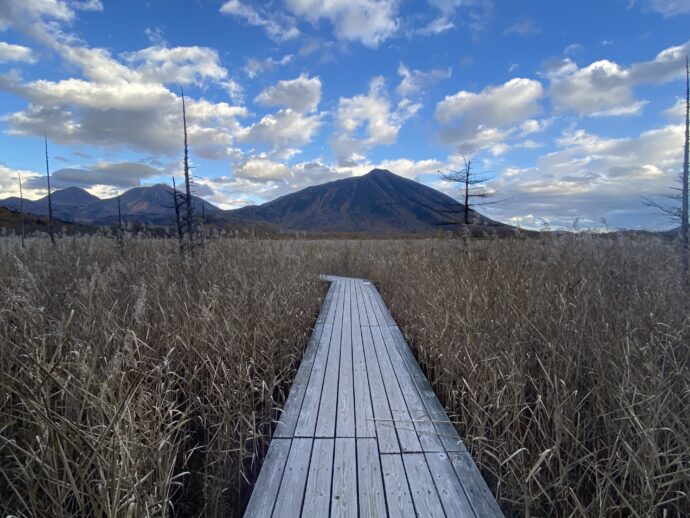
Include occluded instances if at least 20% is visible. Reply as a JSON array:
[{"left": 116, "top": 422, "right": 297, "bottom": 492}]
[{"left": 0, "top": 169, "right": 507, "bottom": 234}]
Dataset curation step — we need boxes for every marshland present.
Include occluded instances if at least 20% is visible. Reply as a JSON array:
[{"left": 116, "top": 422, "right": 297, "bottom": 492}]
[{"left": 1, "top": 234, "right": 687, "bottom": 516}]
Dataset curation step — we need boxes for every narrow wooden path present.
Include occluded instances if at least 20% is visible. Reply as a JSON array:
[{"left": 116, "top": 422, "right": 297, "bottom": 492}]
[{"left": 245, "top": 276, "right": 503, "bottom": 517}]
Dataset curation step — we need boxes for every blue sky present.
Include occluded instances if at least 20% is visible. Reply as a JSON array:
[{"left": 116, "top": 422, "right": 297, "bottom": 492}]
[{"left": 1, "top": 0, "right": 690, "bottom": 229}]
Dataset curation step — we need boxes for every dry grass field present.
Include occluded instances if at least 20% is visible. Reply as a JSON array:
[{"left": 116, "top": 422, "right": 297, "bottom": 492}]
[{"left": 1, "top": 234, "right": 689, "bottom": 516}]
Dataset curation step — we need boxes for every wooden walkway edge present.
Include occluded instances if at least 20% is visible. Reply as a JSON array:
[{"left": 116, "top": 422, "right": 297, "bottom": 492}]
[{"left": 244, "top": 276, "right": 503, "bottom": 517}]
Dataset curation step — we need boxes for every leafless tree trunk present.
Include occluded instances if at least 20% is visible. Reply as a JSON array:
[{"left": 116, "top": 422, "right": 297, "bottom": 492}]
[
  {"left": 180, "top": 86, "right": 194, "bottom": 248},
  {"left": 17, "top": 172, "right": 25, "bottom": 248},
  {"left": 682, "top": 58, "right": 689, "bottom": 284},
  {"left": 117, "top": 194, "right": 123, "bottom": 244},
  {"left": 44, "top": 135, "right": 55, "bottom": 245},
  {"left": 172, "top": 177, "right": 184, "bottom": 252}
]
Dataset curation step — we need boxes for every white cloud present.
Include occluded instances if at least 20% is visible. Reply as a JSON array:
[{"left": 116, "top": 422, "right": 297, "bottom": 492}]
[
  {"left": 0, "top": 42, "right": 37, "bottom": 63},
  {"left": 219, "top": 0, "right": 299, "bottom": 41},
  {"left": 640, "top": 0, "right": 690, "bottom": 16},
  {"left": 397, "top": 63, "right": 451, "bottom": 97},
  {"left": 548, "top": 41, "right": 690, "bottom": 116},
  {"left": 122, "top": 45, "right": 228, "bottom": 85},
  {"left": 435, "top": 78, "right": 544, "bottom": 154},
  {"left": 232, "top": 156, "right": 291, "bottom": 182},
  {"left": 243, "top": 54, "right": 293, "bottom": 78},
  {"left": 436, "top": 78, "right": 544, "bottom": 126},
  {"left": 333, "top": 76, "right": 421, "bottom": 162},
  {"left": 286, "top": 0, "right": 399, "bottom": 47},
  {"left": 0, "top": 163, "right": 42, "bottom": 200},
  {"left": 241, "top": 109, "right": 322, "bottom": 150},
  {"left": 504, "top": 18, "right": 541, "bottom": 36},
  {"left": 486, "top": 124, "right": 684, "bottom": 229},
  {"left": 254, "top": 74, "right": 322, "bottom": 112}
]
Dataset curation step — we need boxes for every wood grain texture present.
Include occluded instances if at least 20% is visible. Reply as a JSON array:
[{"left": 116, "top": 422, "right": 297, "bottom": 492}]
[
  {"left": 272, "top": 438, "right": 312, "bottom": 517},
  {"left": 331, "top": 438, "right": 358, "bottom": 517},
  {"left": 301, "top": 439, "right": 334, "bottom": 517}
]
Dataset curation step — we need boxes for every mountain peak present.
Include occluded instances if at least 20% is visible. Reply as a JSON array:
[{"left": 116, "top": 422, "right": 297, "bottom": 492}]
[{"left": 366, "top": 168, "right": 395, "bottom": 177}]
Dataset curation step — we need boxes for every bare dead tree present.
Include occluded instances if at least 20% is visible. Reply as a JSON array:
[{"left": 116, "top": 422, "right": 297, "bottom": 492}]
[
  {"left": 44, "top": 134, "right": 55, "bottom": 245},
  {"left": 680, "top": 56, "right": 690, "bottom": 286},
  {"left": 171, "top": 177, "right": 184, "bottom": 251},
  {"left": 17, "top": 172, "right": 25, "bottom": 248},
  {"left": 116, "top": 194, "right": 123, "bottom": 244},
  {"left": 438, "top": 158, "right": 497, "bottom": 225},
  {"left": 180, "top": 86, "right": 194, "bottom": 248}
]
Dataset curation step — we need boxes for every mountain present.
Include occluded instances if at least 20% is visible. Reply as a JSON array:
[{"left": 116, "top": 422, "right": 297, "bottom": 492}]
[
  {"left": 1, "top": 169, "right": 509, "bottom": 235},
  {"left": 0, "top": 184, "right": 220, "bottom": 226},
  {"left": 228, "top": 168, "right": 505, "bottom": 234}
]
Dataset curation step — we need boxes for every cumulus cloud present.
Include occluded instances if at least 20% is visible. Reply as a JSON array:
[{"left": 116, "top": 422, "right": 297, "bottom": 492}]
[
  {"left": 0, "top": 163, "right": 42, "bottom": 200},
  {"left": 240, "top": 109, "right": 322, "bottom": 150},
  {"left": 219, "top": 1, "right": 299, "bottom": 41},
  {"left": 0, "top": 42, "right": 37, "bottom": 64},
  {"left": 485, "top": 124, "right": 684, "bottom": 229},
  {"left": 435, "top": 77, "right": 544, "bottom": 154},
  {"left": 547, "top": 41, "right": 690, "bottom": 116},
  {"left": 397, "top": 63, "right": 451, "bottom": 97},
  {"left": 332, "top": 76, "right": 421, "bottom": 163},
  {"left": 254, "top": 74, "right": 322, "bottom": 112},
  {"left": 286, "top": 0, "right": 399, "bottom": 47},
  {"left": 0, "top": 3, "right": 250, "bottom": 160},
  {"left": 122, "top": 45, "right": 228, "bottom": 85}
]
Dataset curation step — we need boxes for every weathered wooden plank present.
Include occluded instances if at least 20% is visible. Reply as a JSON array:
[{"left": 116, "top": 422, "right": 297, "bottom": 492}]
[
  {"left": 316, "top": 281, "right": 344, "bottom": 437},
  {"left": 301, "top": 439, "right": 334, "bottom": 517},
  {"left": 352, "top": 282, "right": 376, "bottom": 438},
  {"left": 425, "top": 452, "right": 475, "bottom": 517},
  {"left": 364, "top": 282, "right": 396, "bottom": 326},
  {"left": 377, "top": 325, "right": 444, "bottom": 452},
  {"left": 402, "top": 454, "right": 445, "bottom": 518},
  {"left": 381, "top": 454, "right": 415, "bottom": 517},
  {"left": 357, "top": 284, "right": 399, "bottom": 454},
  {"left": 331, "top": 437, "right": 358, "bottom": 517},
  {"left": 388, "top": 325, "right": 467, "bottom": 453},
  {"left": 361, "top": 282, "right": 387, "bottom": 326},
  {"left": 369, "top": 322, "right": 422, "bottom": 453},
  {"left": 244, "top": 438, "right": 292, "bottom": 518},
  {"left": 294, "top": 283, "right": 340, "bottom": 437},
  {"left": 275, "top": 322, "right": 326, "bottom": 437},
  {"left": 336, "top": 281, "right": 355, "bottom": 437},
  {"left": 357, "top": 438, "right": 387, "bottom": 517},
  {"left": 272, "top": 438, "right": 312, "bottom": 517},
  {"left": 449, "top": 452, "right": 504, "bottom": 517},
  {"left": 316, "top": 281, "right": 337, "bottom": 324}
]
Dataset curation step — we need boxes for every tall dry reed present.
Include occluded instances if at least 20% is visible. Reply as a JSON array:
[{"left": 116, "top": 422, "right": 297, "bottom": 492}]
[{"left": 0, "top": 236, "right": 323, "bottom": 516}]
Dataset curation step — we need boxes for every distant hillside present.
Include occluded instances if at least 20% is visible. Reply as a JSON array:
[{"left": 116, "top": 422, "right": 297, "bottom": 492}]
[
  {"left": 1, "top": 169, "right": 513, "bottom": 236},
  {"left": 1, "top": 184, "right": 220, "bottom": 226},
  {"left": 229, "top": 168, "right": 507, "bottom": 234},
  {"left": 0, "top": 207, "right": 94, "bottom": 235}
]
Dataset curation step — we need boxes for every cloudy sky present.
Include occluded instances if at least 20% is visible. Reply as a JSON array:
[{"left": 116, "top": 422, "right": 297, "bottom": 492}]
[{"left": 1, "top": 0, "right": 689, "bottom": 229}]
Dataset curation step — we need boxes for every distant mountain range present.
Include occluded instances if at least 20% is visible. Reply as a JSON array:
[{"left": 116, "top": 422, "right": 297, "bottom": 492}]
[{"left": 0, "top": 169, "right": 509, "bottom": 235}]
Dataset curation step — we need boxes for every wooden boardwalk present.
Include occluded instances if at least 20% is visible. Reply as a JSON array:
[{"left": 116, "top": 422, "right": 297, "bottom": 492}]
[{"left": 245, "top": 276, "right": 503, "bottom": 517}]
